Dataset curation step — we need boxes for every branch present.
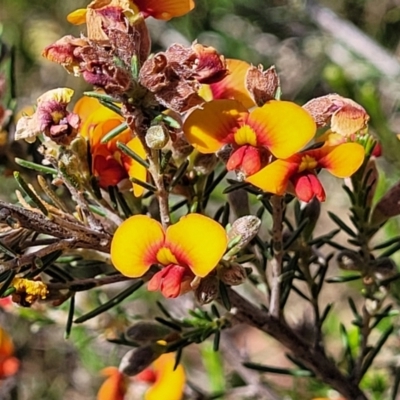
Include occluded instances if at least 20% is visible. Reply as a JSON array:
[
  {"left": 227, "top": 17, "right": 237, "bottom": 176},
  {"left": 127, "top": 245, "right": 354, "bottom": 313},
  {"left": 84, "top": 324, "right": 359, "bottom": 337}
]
[
  {"left": 227, "top": 288, "right": 368, "bottom": 400},
  {"left": 0, "top": 201, "right": 111, "bottom": 252},
  {"left": 269, "top": 195, "right": 284, "bottom": 318}
]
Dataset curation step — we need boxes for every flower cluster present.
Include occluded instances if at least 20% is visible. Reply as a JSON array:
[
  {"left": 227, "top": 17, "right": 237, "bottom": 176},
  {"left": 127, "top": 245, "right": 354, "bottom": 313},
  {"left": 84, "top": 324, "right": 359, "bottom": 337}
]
[{"left": 8, "top": 0, "right": 380, "bottom": 397}]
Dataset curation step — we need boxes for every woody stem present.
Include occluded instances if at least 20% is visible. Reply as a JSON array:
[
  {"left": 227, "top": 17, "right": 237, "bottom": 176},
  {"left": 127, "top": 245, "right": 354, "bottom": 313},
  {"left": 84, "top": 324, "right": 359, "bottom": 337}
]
[
  {"left": 227, "top": 288, "right": 368, "bottom": 400},
  {"left": 269, "top": 195, "right": 284, "bottom": 319},
  {"left": 122, "top": 105, "right": 171, "bottom": 229}
]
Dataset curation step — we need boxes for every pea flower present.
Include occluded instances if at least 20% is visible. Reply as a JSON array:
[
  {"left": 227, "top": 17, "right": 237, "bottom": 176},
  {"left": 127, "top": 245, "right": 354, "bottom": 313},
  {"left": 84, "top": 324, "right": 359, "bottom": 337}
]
[
  {"left": 15, "top": 88, "right": 79, "bottom": 145},
  {"left": 97, "top": 367, "right": 127, "bottom": 400},
  {"left": 183, "top": 99, "right": 316, "bottom": 177},
  {"left": 74, "top": 97, "right": 147, "bottom": 196},
  {"left": 111, "top": 214, "right": 227, "bottom": 298},
  {"left": 97, "top": 353, "right": 185, "bottom": 400},
  {"left": 135, "top": 353, "right": 185, "bottom": 400},
  {"left": 68, "top": 0, "right": 195, "bottom": 25},
  {"left": 303, "top": 94, "right": 369, "bottom": 137},
  {"left": 0, "top": 327, "right": 19, "bottom": 379},
  {"left": 246, "top": 142, "right": 365, "bottom": 202},
  {"left": 198, "top": 59, "right": 255, "bottom": 108}
]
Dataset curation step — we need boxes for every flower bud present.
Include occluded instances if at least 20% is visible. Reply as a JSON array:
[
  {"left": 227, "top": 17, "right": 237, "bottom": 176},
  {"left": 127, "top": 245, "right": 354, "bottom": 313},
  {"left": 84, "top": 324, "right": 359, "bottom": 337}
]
[
  {"left": 70, "top": 136, "right": 91, "bottom": 179},
  {"left": 226, "top": 215, "right": 261, "bottom": 257},
  {"left": 194, "top": 275, "right": 219, "bottom": 305},
  {"left": 246, "top": 64, "right": 280, "bottom": 106},
  {"left": 373, "top": 257, "right": 397, "bottom": 281},
  {"left": 145, "top": 125, "right": 169, "bottom": 149},
  {"left": 193, "top": 153, "right": 218, "bottom": 175},
  {"left": 119, "top": 343, "right": 166, "bottom": 376},
  {"left": 303, "top": 94, "right": 369, "bottom": 137},
  {"left": 125, "top": 322, "right": 172, "bottom": 345},
  {"left": 218, "top": 262, "right": 247, "bottom": 286},
  {"left": 336, "top": 250, "right": 363, "bottom": 271}
]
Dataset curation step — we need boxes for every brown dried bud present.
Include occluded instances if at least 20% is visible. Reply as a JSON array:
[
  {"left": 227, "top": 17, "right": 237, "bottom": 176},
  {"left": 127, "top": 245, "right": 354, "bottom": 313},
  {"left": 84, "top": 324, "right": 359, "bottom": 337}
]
[
  {"left": 168, "top": 131, "right": 194, "bottom": 162},
  {"left": 373, "top": 258, "right": 397, "bottom": 281},
  {"left": 70, "top": 136, "right": 91, "bottom": 179},
  {"left": 82, "top": 0, "right": 151, "bottom": 62},
  {"left": 218, "top": 262, "right": 247, "bottom": 286},
  {"left": 246, "top": 64, "right": 280, "bottom": 106},
  {"left": 194, "top": 275, "right": 219, "bottom": 305},
  {"left": 139, "top": 42, "right": 227, "bottom": 112},
  {"left": 145, "top": 124, "right": 169, "bottom": 149},
  {"left": 337, "top": 250, "right": 363, "bottom": 271},
  {"left": 15, "top": 88, "right": 79, "bottom": 145},
  {"left": 125, "top": 322, "right": 172, "bottom": 345},
  {"left": 42, "top": 35, "right": 88, "bottom": 75},
  {"left": 166, "top": 43, "right": 227, "bottom": 84},
  {"left": 193, "top": 153, "right": 218, "bottom": 175},
  {"left": 226, "top": 215, "right": 261, "bottom": 257},
  {"left": 216, "top": 144, "right": 233, "bottom": 164},
  {"left": 303, "top": 94, "right": 369, "bottom": 137},
  {"left": 119, "top": 342, "right": 166, "bottom": 376},
  {"left": 371, "top": 181, "right": 400, "bottom": 226}
]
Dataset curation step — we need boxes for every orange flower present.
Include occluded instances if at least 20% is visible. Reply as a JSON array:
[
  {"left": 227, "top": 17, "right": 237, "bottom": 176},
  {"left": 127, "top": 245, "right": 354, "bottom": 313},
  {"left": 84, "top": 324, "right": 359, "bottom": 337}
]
[
  {"left": 98, "top": 353, "right": 185, "bottom": 400},
  {"left": 74, "top": 97, "right": 147, "bottom": 196},
  {"left": 246, "top": 143, "right": 365, "bottom": 202},
  {"left": 97, "top": 367, "right": 127, "bottom": 400},
  {"left": 136, "top": 353, "right": 185, "bottom": 400},
  {"left": 68, "top": 0, "right": 195, "bottom": 24},
  {"left": 183, "top": 99, "right": 316, "bottom": 177},
  {"left": 111, "top": 214, "right": 227, "bottom": 298},
  {"left": 198, "top": 59, "right": 255, "bottom": 109},
  {"left": 0, "top": 327, "right": 19, "bottom": 379}
]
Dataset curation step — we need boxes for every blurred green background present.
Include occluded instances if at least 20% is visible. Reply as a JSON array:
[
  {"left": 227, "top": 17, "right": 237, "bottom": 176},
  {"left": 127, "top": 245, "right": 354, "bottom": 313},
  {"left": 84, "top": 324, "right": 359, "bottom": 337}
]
[{"left": 2, "top": 0, "right": 400, "bottom": 399}]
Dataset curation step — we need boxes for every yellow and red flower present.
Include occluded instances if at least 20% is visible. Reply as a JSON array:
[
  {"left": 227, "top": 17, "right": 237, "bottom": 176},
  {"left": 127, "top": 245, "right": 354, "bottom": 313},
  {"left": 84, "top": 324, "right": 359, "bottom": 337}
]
[
  {"left": 74, "top": 97, "right": 147, "bottom": 196},
  {"left": 246, "top": 142, "right": 365, "bottom": 202},
  {"left": 136, "top": 353, "right": 185, "bottom": 400},
  {"left": 68, "top": 0, "right": 195, "bottom": 25},
  {"left": 97, "top": 353, "right": 185, "bottom": 400},
  {"left": 183, "top": 99, "right": 316, "bottom": 177},
  {"left": 0, "top": 327, "right": 19, "bottom": 379},
  {"left": 111, "top": 214, "right": 227, "bottom": 298},
  {"left": 97, "top": 367, "right": 127, "bottom": 400},
  {"left": 198, "top": 59, "right": 255, "bottom": 109}
]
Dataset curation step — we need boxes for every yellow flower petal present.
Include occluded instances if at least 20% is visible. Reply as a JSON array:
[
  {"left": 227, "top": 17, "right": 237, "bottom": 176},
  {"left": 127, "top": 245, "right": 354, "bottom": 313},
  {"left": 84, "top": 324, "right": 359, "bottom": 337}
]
[
  {"left": 135, "top": 0, "right": 195, "bottom": 20},
  {"left": 124, "top": 137, "right": 147, "bottom": 197},
  {"left": 145, "top": 354, "right": 185, "bottom": 400},
  {"left": 67, "top": 9, "right": 88, "bottom": 25},
  {"left": 73, "top": 96, "right": 103, "bottom": 124},
  {"left": 249, "top": 100, "right": 316, "bottom": 159},
  {"left": 38, "top": 88, "right": 74, "bottom": 105},
  {"left": 246, "top": 158, "right": 299, "bottom": 195},
  {"left": 318, "top": 143, "right": 365, "bottom": 178},
  {"left": 0, "top": 328, "right": 14, "bottom": 359},
  {"left": 183, "top": 100, "right": 248, "bottom": 153},
  {"left": 164, "top": 214, "right": 227, "bottom": 277},
  {"left": 97, "top": 367, "right": 126, "bottom": 400},
  {"left": 111, "top": 215, "right": 165, "bottom": 277},
  {"left": 207, "top": 59, "right": 255, "bottom": 108}
]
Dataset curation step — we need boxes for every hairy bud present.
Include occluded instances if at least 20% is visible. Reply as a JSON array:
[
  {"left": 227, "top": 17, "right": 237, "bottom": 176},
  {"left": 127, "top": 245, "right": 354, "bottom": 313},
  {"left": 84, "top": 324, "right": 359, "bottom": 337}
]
[
  {"left": 119, "top": 343, "right": 166, "bottom": 376},
  {"left": 226, "top": 215, "right": 261, "bottom": 257},
  {"left": 337, "top": 250, "right": 363, "bottom": 271},
  {"left": 194, "top": 275, "right": 219, "bottom": 305},
  {"left": 218, "top": 262, "right": 247, "bottom": 286},
  {"left": 125, "top": 322, "right": 172, "bottom": 345},
  {"left": 145, "top": 125, "right": 169, "bottom": 149}
]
